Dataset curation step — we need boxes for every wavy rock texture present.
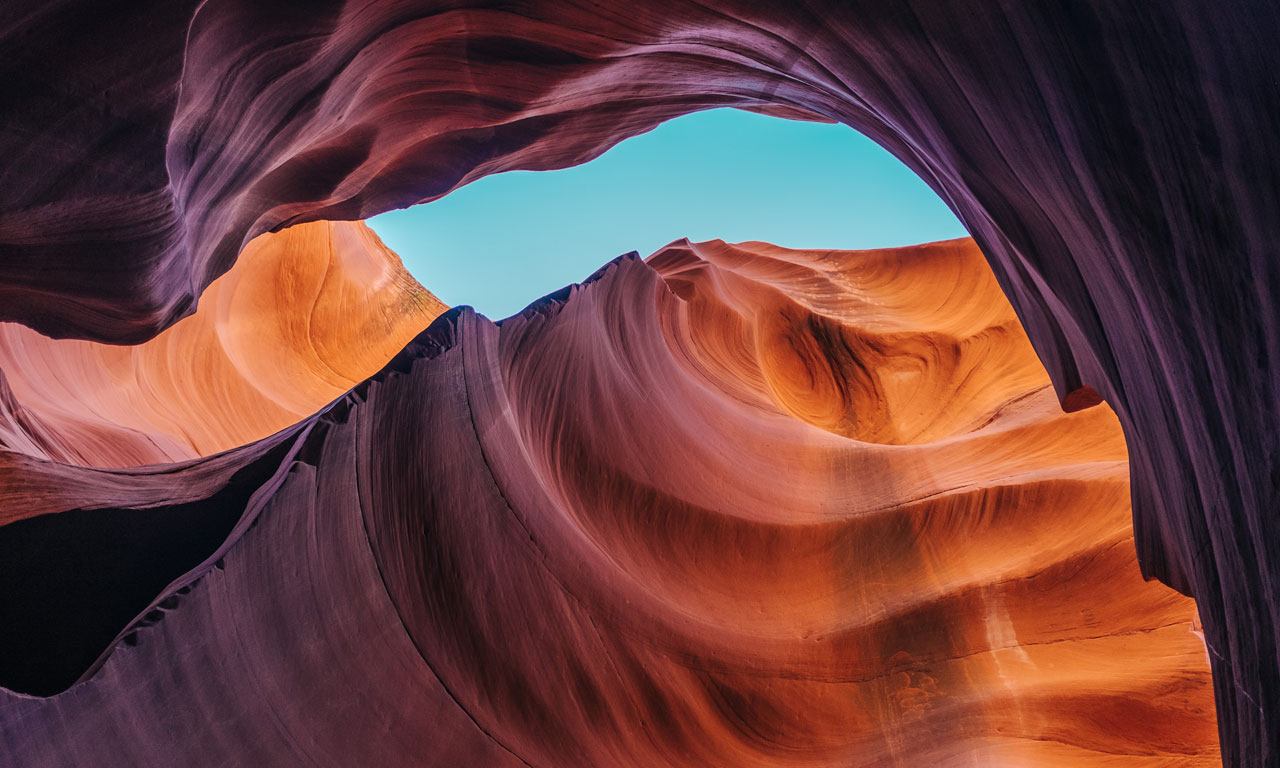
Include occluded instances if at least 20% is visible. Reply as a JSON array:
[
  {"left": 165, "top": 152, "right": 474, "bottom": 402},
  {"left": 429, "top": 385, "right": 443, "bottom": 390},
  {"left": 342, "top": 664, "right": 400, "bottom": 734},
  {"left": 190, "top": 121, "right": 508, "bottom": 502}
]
[
  {"left": 0, "top": 1, "right": 1275, "bottom": 761},
  {"left": 0, "top": 238, "right": 1219, "bottom": 766},
  {"left": 0, "top": 219, "right": 444, "bottom": 466}
]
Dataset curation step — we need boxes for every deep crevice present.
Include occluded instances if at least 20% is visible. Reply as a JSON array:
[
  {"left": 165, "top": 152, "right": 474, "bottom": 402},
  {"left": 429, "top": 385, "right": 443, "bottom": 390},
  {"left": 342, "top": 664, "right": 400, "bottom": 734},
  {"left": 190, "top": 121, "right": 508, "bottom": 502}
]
[{"left": 0, "top": 438, "right": 295, "bottom": 696}]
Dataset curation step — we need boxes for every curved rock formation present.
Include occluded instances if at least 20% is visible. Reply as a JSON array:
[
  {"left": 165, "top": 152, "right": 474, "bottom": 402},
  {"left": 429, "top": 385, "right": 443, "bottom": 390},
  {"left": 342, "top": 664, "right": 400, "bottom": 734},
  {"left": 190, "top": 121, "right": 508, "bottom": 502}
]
[
  {"left": 0, "top": 238, "right": 1219, "bottom": 765},
  {"left": 0, "top": 219, "right": 444, "bottom": 466},
  {"left": 1, "top": 1, "right": 1275, "bottom": 761}
]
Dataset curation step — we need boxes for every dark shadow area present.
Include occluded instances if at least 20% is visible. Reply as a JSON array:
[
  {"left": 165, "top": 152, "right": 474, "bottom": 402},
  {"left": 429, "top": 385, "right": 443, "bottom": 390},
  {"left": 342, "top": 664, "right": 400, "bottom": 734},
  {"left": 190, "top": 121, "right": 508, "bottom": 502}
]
[{"left": 0, "top": 442, "right": 293, "bottom": 696}]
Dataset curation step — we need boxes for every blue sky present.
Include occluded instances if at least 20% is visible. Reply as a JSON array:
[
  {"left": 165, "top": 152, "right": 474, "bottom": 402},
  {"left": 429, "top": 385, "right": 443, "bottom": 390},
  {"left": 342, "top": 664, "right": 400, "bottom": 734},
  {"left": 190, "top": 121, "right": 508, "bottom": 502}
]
[{"left": 368, "top": 108, "right": 966, "bottom": 320}]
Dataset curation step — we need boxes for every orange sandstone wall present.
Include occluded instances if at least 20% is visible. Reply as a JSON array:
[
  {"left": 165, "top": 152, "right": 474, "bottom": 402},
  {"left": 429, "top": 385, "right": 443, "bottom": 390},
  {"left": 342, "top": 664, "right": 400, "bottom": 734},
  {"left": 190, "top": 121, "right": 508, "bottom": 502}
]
[
  {"left": 0, "top": 236, "right": 1220, "bottom": 766},
  {"left": 0, "top": 220, "right": 444, "bottom": 467}
]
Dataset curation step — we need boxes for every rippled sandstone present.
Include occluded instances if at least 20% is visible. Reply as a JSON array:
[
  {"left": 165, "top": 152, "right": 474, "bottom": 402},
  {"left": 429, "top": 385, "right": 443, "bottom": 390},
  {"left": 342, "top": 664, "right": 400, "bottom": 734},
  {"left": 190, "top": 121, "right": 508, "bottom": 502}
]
[
  {"left": 1, "top": 0, "right": 1275, "bottom": 762},
  {"left": 0, "top": 237, "right": 1220, "bottom": 765}
]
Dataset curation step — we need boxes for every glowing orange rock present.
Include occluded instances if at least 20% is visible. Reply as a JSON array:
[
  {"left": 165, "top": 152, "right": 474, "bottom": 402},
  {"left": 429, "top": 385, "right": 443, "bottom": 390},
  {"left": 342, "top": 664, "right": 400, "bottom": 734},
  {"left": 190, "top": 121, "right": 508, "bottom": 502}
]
[
  {"left": 0, "top": 220, "right": 444, "bottom": 467},
  {"left": 0, "top": 236, "right": 1221, "bottom": 766}
]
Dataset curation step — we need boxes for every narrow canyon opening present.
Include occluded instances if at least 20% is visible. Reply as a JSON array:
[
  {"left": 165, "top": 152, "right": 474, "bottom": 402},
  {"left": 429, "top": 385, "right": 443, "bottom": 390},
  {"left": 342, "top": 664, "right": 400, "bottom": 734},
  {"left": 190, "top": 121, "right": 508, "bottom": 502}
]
[
  {"left": 0, "top": 109, "right": 1217, "bottom": 765},
  {"left": 367, "top": 108, "right": 966, "bottom": 320}
]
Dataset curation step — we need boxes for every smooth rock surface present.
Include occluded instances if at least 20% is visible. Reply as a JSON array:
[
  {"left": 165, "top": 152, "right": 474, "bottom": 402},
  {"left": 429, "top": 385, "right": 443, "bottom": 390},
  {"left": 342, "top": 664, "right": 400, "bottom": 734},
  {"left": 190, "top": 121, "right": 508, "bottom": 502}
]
[
  {"left": 0, "top": 239, "right": 1220, "bottom": 766},
  {"left": 0, "top": 219, "right": 444, "bottom": 466}
]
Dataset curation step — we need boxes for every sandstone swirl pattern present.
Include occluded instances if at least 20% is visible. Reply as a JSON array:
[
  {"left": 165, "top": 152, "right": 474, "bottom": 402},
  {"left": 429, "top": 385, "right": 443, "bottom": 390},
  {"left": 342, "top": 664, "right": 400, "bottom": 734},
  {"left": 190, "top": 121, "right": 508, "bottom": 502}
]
[
  {"left": 0, "top": 237, "right": 1218, "bottom": 766},
  {"left": 2, "top": 4, "right": 1276, "bottom": 758}
]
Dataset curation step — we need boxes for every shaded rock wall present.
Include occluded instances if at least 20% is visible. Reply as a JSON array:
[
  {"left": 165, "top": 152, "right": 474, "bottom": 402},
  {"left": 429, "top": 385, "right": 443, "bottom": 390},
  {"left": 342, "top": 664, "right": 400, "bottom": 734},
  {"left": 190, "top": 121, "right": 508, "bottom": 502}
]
[{"left": 0, "top": 239, "right": 1220, "bottom": 765}]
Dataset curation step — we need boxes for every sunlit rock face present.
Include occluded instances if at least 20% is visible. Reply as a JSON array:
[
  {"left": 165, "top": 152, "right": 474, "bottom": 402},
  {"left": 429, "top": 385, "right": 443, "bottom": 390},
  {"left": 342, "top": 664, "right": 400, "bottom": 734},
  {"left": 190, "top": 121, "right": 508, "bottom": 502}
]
[
  {"left": 0, "top": 220, "right": 444, "bottom": 467},
  {"left": 0, "top": 237, "right": 1219, "bottom": 765},
  {"left": 1, "top": 1, "right": 1275, "bottom": 762}
]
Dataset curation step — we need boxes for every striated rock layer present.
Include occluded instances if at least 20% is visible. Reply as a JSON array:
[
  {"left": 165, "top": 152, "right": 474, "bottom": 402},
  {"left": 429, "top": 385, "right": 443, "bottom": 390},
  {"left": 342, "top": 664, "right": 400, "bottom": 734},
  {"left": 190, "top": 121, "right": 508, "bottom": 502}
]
[
  {"left": 0, "top": 239, "right": 1220, "bottom": 765},
  {"left": 0, "top": 219, "right": 444, "bottom": 467},
  {"left": 0, "top": 4, "right": 1275, "bottom": 759}
]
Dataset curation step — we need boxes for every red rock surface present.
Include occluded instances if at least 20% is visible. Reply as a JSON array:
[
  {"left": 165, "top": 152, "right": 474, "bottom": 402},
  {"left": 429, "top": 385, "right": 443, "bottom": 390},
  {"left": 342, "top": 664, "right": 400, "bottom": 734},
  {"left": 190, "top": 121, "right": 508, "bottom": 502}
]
[
  {"left": 0, "top": 219, "right": 444, "bottom": 466},
  {"left": 0, "top": 238, "right": 1220, "bottom": 765}
]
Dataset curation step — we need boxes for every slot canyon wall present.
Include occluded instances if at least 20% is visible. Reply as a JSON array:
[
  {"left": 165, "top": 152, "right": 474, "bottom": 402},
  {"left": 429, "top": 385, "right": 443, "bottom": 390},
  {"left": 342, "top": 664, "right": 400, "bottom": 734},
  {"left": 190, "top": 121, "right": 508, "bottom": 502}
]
[
  {"left": 0, "top": 236, "right": 1221, "bottom": 764},
  {"left": 0, "top": 219, "right": 444, "bottom": 467},
  {"left": 0, "top": 0, "right": 1276, "bottom": 765}
]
